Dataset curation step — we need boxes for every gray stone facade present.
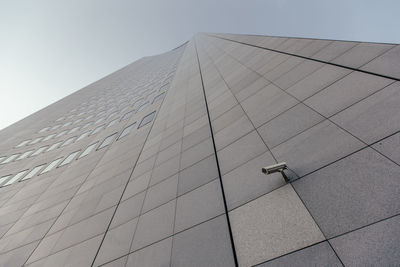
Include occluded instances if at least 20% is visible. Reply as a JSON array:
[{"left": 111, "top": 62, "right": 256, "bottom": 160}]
[{"left": 0, "top": 33, "right": 399, "bottom": 266}]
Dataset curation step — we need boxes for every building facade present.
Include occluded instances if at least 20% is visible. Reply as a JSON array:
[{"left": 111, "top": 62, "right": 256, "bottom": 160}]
[{"left": 0, "top": 33, "right": 399, "bottom": 266}]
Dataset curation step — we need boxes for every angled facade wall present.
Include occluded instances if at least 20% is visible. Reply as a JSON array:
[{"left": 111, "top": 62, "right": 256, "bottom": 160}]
[{"left": 0, "top": 33, "right": 399, "bottom": 266}]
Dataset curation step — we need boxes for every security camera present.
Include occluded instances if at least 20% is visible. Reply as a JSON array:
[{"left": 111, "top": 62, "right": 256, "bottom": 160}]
[
  {"left": 262, "top": 162, "right": 289, "bottom": 183},
  {"left": 262, "top": 162, "right": 287, "bottom": 174}
]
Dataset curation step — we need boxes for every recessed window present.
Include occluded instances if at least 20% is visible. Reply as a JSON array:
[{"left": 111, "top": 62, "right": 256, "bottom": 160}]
[
  {"left": 16, "top": 150, "right": 34, "bottom": 160},
  {"left": 31, "top": 145, "right": 49, "bottom": 156},
  {"left": 0, "top": 174, "right": 12, "bottom": 185},
  {"left": 121, "top": 110, "right": 134, "bottom": 121},
  {"left": 43, "top": 134, "right": 56, "bottom": 142},
  {"left": 61, "top": 136, "right": 76, "bottom": 147},
  {"left": 59, "top": 150, "right": 80, "bottom": 167},
  {"left": 78, "top": 142, "right": 98, "bottom": 159},
  {"left": 98, "top": 133, "right": 118, "bottom": 150},
  {"left": 119, "top": 106, "right": 130, "bottom": 114},
  {"left": 21, "top": 164, "right": 46, "bottom": 181},
  {"left": 76, "top": 131, "right": 91, "bottom": 141},
  {"left": 90, "top": 125, "right": 104, "bottom": 135},
  {"left": 51, "top": 124, "right": 61, "bottom": 130},
  {"left": 159, "top": 83, "right": 169, "bottom": 92},
  {"left": 62, "top": 121, "right": 72, "bottom": 127},
  {"left": 3, "top": 170, "right": 28, "bottom": 186},
  {"left": 118, "top": 122, "right": 136, "bottom": 140},
  {"left": 108, "top": 111, "right": 118, "bottom": 119},
  {"left": 46, "top": 141, "right": 62, "bottom": 152},
  {"left": 68, "top": 127, "right": 80, "bottom": 134},
  {"left": 40, "top": 158, "right": 63, "bottom": 174},
  {"left": 39, "top": 127, "right": 50, "bottom": 133},
  {"left": 152, "top": 92, "right": 165, "bottom": 104},
  {"left": 82, "top": 122, "right": 93, "bottom": 129},
  {"left": 16, "top": 139, "right": 31, "bottom": 148},
  {"left": 137, "top": 102, "right": 149, "bottom": 113},
  {"left": 1, "top": 154, "right": 20, "bottom": 164},
  {"left": 73, "top": 118, "right": 83, "bottom": 125},
  {"left": 55, "top": 130, "right": 68, "bottom": 138},
  {"left": 107, "top": 118, "right": 119, "bottom": 128},
  {"left": 85, "top": 115, "right": 94, "bottom": 120},
  {"left": 55, "top": 116, "right": 65, "bottom": 122},
  {"left": 77, "top": 112, "right": 85, "bottom": 116},
  {"left": 95, "top": 117, "right": 105, "bottom": 124},
  {"left": 138, "top": 111, "right": 156, "bottom": 129},
  {"left": 146, "top": 90, "right": 157, "bottom": 100},
  {"left": 96, "top": 111, "right": 106, "bottom": 117},
  {"left": 29, "top": 137, "right": 43, "bottom": 145}
]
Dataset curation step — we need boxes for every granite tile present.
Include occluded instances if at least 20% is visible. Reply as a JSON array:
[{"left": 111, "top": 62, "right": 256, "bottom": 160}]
[{"left": 293, "top": 147, "right": 400, "bottom": 238}]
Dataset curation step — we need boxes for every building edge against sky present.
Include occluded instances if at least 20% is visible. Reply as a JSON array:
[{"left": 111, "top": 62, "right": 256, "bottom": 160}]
[{"left": 0, "top": 33, "right": 399, "bottom": 266}]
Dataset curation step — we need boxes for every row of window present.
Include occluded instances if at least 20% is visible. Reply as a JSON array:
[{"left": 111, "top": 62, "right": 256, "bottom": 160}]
[
  {"left": 48, "top": 77, "right": 170, "bottom": 127},
  {"left": 1, "top": 110, "right": 156, "bottom": 166},
  {"left": 14, "top": 92, "right": 161, "bottom": 150},
  {"left": 33, "top": 89, "right": 164, "bottom": 144},
  {"left": 0, "top": 111, "right": 157, "bottom": 187}
]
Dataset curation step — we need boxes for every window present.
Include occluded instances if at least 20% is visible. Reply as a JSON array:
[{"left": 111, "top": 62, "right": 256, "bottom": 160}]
[
  {"left": 0, "top": 175, "right": 12, "bottom": 185},
  {"left": 3, "top": 170, "right": 28, "bottom": 186},
  {"left": 85, "top": 115, "right": 94, "bottom": 120},
  {"left": 16, "top": 150, "right": 34, "bottom": 160},
  {"left": 62, "top": 121, "right": 72, "bottom": 127},
  {"left": 55, "top": 130, "right": 68, "bottom": 138},
  {"left": 31, "top": 146, "right": 49, "bottom": 156},
  {"left": 76, "top": 131, "right": 91, "bottom": 141},
  {"left": 0, "top": 156, "right": 6, "bottom": 163},
  {"left": 152, "top": 92, "right": 165, "bottom": 104},
  {"left": 16, "top": 139, "right": 31, "bottom": 148},
  {"left": 160, "top": 83, "right": 169, "bottom": 91},
  {"left": 120, "top": 110, "right": 134, "bottom": 121},
  {"left": 108, "top": 111, "right": 118, "bottom": 119},
  {"left": 59, "top": 151, "right": 80, "bottom": 167},
  {"left": 55, "top": 116, "right": 65, "bottom": 122},
  {"left": 98, "top": 133, "right": 117, "bottom": 150},
  {"left": 138, "top": 111, "right": 156, "bottom": 129},
  {"left": 90, "top": 125, "right": 104, "bottom": 135},
  {"left": 43, "top": 134, "right": 56, "bottom": 142},
  {"left": 1, "top": 154, "right": 20, "bottom": 164},
  {"left": 119, "top": 106, "right": 130, "bottom": 114},
  {"left": 106, "top": 118, "right": 119, "bottom": 128},
  {"left": 73, "top": 118, "right": 83, "bottom": 125},
  {"left": 137, "top": 102, "right": 149, "bottom": 113},
  {"left": 61, "top": 136, "right": 76, "bottom": 147},
  {"left": 82, "top": 121, "right": 93, "bottom": 129},
  {"left": 21, "top": 164, "right": 46, "bottom": 180},
  {"left": 96, "top": 111, "right": 106, "bottom": 117},
  {"left": 94, "top": 117, "right": 105, "bottom": 124},
  {"left": 68, "top": 127, "right": 80, "bottom": 134},
  {"left": 118, "top": 123, "right": 136, "bottom": 140},
  {"left": 39, "top": 127, "right": 50, "bottom": 133},
  {"left": 40, "top": 158, "right": 63, "bottom": 174},
  {"left": 51, "top": 124, "right": 61, "bottom": 130},
  {"left": 29, "top": 137, "right": 43, "bottom": 145},
  {"left": 78, "top": 142, "right": 98, "bottom": 159},
  {"left": 46, "top": 141, "right": 62, "bottom": 152}
]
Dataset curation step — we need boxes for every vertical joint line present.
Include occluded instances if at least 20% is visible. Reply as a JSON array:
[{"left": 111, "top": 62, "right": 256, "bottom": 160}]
[{"left": 194, "top": 38, "right": 239, "bottom": 267}]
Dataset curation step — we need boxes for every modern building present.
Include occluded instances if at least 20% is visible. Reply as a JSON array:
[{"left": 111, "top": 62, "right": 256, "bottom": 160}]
[{"left": 0, "top": 33, "right": 399, "bottom": 266}]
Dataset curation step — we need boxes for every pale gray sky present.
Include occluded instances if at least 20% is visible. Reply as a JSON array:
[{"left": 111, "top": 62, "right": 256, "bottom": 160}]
[{"left": 1, "top": 0, "right": 399, "bottom": 130}]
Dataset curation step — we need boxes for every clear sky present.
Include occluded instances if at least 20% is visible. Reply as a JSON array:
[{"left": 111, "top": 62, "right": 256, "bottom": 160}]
[{"left": 0, "top": 0, "right": 399, "bottom": 130}]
